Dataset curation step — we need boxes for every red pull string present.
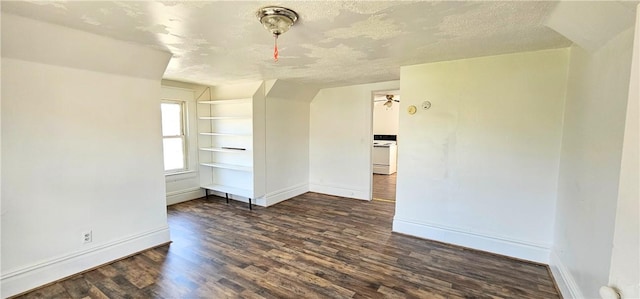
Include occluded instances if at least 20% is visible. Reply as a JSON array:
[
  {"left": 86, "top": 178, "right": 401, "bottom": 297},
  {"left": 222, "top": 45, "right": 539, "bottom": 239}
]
[{"left": 273, "top": 34, "right": 279, "bottom": 62}]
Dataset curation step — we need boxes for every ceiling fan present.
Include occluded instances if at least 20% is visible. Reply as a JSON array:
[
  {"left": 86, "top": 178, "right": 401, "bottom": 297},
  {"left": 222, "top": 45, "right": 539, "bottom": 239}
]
[{"left": 375, "top": 94, "right": 400, "bottom": 107}]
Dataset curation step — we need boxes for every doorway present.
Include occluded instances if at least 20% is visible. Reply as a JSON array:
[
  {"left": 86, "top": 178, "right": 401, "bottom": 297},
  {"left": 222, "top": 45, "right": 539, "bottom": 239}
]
[{"left": 371, "top": 90, "right": 400, "bottom": 202}]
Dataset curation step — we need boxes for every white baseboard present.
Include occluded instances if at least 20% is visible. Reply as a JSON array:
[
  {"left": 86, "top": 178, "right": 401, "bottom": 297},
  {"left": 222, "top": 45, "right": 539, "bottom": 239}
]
[
  {"left": 309, "top": 183, "right": 369, "bottom": 200},
  {"left": 392, "top": 218, "right": 550, "bottom": 264},
  {"left": 166, "top": 187, "right": 205, "bottom": 206},
  {"left": 549, "top": 250, "right": 584, "bottom": 299},
  {"left": 1, "top": 226, "right": 170, "bottom": 298},
  {"left": 263, "top": 183, "right": 309, "bottom": 207}
]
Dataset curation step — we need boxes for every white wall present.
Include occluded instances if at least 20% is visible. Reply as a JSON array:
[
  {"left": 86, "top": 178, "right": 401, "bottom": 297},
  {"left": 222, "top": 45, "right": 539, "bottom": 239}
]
[
  {"left": 551, "top": 28, "right": 635, "bottom": 299},
  {"left": 264, "top": 97, "right": 311, "bottom": 206},
  {"left": 394, "top": 49, "right": 569, "bottom": 263},
  {"left": 263, "top": 80, "right": 316, "bottom": 206},
  {"left": 252, "top": 82, "right": 267, "bottom": 199},
  {"left": 608, "top": 6, "right": 640, "bottom": 298},
  {"left": 161, "top": 85, "right": 205, "bottom": 205},
  {"left": 373, "top": 95, "right": 400, "bottom": 135},
  {"left": 309, "top": 81, "right": 400, "bottom": 200},
  {"left": 1, "top": 14, "right": 171, "bottom": 297}
]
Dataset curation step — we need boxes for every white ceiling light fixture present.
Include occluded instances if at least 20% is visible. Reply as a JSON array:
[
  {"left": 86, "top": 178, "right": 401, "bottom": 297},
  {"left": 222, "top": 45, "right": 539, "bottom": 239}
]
[
  {"left": 257, "top": 6, "right": 298, "bottom": 36},
  {"left": 256, "top": 6, "right": 298, "bottom": 62}
]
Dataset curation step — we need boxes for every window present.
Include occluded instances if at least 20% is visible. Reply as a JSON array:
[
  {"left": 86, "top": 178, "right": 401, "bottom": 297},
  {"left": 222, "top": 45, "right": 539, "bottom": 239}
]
[{"left": 161, "top": 101, "right": 187, "bottom": 172}]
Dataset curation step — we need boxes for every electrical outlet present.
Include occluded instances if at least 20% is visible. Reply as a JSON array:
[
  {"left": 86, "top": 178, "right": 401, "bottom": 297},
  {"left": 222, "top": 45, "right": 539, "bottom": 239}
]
[{"left": 82, "top": 231, "right": 92, "bottom": 244}]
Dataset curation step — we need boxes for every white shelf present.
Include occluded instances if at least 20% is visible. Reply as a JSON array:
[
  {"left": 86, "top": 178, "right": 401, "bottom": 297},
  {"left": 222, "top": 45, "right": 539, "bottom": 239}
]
[
  {"left": 198, "top": 116, "right": 251, "bottom": 120},
  {"left": 198, "top": 98, "right": 251, "bottom": 105},
  {"left": 199, "top": 132, "right": 251, "bottom": 137},
  {"left": 200, "top": 162, "right": 252, "bottom": 172},
  {"left": 199, "top": 147, "right": 250, "bottom": 153},
  {"left": 198, "top": 95, "right": 257, "bottom": 204},
  {"left": 201, "top": 184, "right": 253, "bottom": 198}
]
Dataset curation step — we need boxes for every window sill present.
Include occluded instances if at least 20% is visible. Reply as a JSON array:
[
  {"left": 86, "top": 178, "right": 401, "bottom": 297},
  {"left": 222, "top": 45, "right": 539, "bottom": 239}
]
[{"left": 165, "top": 170, "right": 196, "bottom": 177}]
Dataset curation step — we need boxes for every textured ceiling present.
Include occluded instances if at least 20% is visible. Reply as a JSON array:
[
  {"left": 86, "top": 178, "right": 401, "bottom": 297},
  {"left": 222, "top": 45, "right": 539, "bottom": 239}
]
[{"left": 2, "top": 1, "right": 572, "bottom": 88}]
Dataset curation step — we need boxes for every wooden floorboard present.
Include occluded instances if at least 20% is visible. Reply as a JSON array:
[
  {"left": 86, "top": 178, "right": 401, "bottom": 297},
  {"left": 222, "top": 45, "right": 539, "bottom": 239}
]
[
  {"left": 373, "top": 173, "right": 396, "bottom": 201},
  {"left": 15, "top": 192, "right": 560, "bottom": 299}
]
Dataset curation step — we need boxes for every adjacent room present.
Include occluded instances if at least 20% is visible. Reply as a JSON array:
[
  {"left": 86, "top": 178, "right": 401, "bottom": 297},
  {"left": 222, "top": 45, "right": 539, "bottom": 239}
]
[{"left": 2, "top": 1, "right": 638, "bottom": 298}]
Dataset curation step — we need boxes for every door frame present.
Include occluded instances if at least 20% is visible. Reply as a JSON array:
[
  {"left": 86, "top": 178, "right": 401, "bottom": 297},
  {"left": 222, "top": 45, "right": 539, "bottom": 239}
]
[{"left": 368, "top": 88, "right": 401, "bottom": 201}]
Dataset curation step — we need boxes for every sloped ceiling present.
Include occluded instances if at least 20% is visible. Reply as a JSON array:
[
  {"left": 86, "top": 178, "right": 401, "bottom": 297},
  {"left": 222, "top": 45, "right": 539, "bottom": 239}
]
[
  {"left": 545, "top": 1, "right": 638, "bottom": 52},
  {"left": 2, "top": 1, "right": 575, "bottom": 88},
  {"left": 2, "top": 13, "right": 172, "bottom": 80}
]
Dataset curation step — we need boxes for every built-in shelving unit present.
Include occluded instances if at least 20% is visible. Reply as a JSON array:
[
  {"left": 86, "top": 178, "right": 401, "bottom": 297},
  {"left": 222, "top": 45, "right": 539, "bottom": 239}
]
[
  {"left": 199, "top": 162, "right": 252, "bottom": 172},
  {"left": 199, "top": 116, "right": 252, "bottom": 120},
  {"left": 200, "top": 184, "right": 252, "bottom": 198},
  {"left": 198, "top": 98, "right": 251, "bottom": 105},
  {"left": 197, "top": 92, "right": 264, "bottom": 210},
  {"left": 199, "top": 132, "right": 252, "bottom": 136},
  {"left": 199, "top": 147, "right": 251, "bottom": 153}
]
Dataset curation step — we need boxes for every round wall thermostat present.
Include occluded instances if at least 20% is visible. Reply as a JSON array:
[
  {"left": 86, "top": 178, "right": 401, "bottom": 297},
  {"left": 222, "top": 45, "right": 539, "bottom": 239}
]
[
  {"left": 408, "top": 105, "right": 417, "bottom": 115},
  {"left": 422, "top": 100, "right": 431, "bottom": 110}
]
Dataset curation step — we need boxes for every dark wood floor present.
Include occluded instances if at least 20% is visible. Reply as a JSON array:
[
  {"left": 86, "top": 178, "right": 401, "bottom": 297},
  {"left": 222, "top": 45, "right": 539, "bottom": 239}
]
[
  {"left": 373, "top": 173, "right": 397, "bottom": 201},
  {"left": 16, "top": 192, "right": 560, "bottom": 299}
]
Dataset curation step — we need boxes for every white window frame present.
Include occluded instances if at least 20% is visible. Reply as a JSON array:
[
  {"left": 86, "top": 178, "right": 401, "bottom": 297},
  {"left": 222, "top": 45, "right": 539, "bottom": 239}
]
[{"left": 161, "top": 100, "right": 189, "bottom": 174}]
